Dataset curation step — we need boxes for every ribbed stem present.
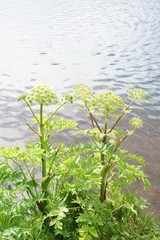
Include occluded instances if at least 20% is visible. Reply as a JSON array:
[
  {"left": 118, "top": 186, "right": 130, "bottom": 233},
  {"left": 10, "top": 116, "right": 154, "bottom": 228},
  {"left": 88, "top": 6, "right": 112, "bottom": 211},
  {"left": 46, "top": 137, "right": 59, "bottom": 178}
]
[
  {"left": 39, "top": 103, "right": 48, "bottom": 214},
  {"left": 100, "top": 164, "right": 111, "bottom": 203},
  {"left": 40, "top": 103, "right": 46, "bottom": 183}
]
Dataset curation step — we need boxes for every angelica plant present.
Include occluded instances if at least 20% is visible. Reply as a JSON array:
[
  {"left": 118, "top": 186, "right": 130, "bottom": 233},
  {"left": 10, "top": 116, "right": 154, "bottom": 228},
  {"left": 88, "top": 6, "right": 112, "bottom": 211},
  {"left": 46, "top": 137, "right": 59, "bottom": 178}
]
[
  {"left": 1, "top": 85, "right": 76, "bottom": 215},
  {"left": 74, "top": 84, "right": 149, "bottom": 203}
]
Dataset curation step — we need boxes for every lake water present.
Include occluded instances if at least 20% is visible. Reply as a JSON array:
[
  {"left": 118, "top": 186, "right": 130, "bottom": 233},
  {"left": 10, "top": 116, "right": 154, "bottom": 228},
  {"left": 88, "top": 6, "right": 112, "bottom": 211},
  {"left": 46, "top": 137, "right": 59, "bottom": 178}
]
[{"left": 0, "top": 0, "right": 160, "bottom": 219}]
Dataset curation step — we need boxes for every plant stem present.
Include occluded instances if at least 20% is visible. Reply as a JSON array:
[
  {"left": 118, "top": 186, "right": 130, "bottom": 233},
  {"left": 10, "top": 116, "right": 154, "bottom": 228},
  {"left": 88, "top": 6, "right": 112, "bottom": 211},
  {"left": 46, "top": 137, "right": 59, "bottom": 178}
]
[
  {"left": 11, "top": 158, "right": 35, "bottom": 199},
  {"left": 48, "top": 145, "right": 60, "bottom": 175},
  {"left": 100, "top": 164, "right": 111, "bottom": 203},
  {"left": 43, "top": 103, "right": 64, "bottom": 125},
  {"left": 101, "top": 123, "right": 108, "bottom": 165},
  {"left": 24, "top": 99, "right": 40, "bottom": 123},
  {"left": 84, "top": 101, "right": 103, "bottom": 132},
  {"left": 39, "top": 103, "right": 49, "bottom": 214},
  {"left": 26, "top": 122, "right": 39, "bottom": 136},
  {"left": 40, "top": 103, "right": 46, "bottom": 183},
  {"left": 24, "top": 162, "right": 38, "bottom": 195},
  {"left": 108, "top": 99, "right": 135, "bottom": 134},
  {"left": 89, "top": 112, "right": 95, "bottom": 128},
  {"left": 90, "top": 112, "right": 103, "bottom": 133}
]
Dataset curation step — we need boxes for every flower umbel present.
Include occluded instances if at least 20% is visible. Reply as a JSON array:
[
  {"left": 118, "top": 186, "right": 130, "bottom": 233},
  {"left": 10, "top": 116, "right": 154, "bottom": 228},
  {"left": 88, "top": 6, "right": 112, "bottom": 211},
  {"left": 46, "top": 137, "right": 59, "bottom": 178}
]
[
  {"left": 129, "top": 117, "right": 143, "bottom": 129},
  {"left": 128, "top": 89, "right": 147, "bottom": 102},
  {"left": 91, "top": 92, "right": 124, "bottom": 118},
  {"left": 27, "top": 85, "right": 58, "bottom": 105},
  {"left": 74, "top": 84, "right": 93, "bottom": 101},
  {"left": 18, "top": 93, "right": 27, "bottom": 101}
]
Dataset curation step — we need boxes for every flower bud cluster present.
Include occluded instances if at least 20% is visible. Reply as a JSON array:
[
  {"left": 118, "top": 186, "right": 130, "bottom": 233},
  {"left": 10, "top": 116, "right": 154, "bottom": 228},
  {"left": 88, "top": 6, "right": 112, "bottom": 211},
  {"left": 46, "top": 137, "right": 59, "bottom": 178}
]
[
  {"left": 128, "top": 89, "right": 147, "bottom": 102},
  {"left": 18, "top": 93, "right": 27, "bottom": 101},
  {"left": 64, "top": 94, "right": 73, "bottom": 103},
  {"left": 129, "top": 117, "right": 143, "bottom": 129},
  {"left": 92, "top": 92, "right": 124, "bottom": 113},
  {"left": 74, "top": 84, "right": 93, "bottom": 101},
  {"left": 27, "top": 85, "right": 58, "bottom": 105}
]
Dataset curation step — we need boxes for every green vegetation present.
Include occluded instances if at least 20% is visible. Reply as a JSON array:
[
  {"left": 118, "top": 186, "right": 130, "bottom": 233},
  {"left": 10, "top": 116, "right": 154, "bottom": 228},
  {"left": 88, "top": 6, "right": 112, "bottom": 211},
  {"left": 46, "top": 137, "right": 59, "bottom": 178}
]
[{"left": 0, "top": 84, "right": 160, "bottom": 239}]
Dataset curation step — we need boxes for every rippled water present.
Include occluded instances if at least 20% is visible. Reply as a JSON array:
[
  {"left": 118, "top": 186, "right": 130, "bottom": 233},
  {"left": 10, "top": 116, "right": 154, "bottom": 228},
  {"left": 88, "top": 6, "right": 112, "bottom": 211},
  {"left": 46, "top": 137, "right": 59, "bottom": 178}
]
[{"left": 0, "top": 0, "right": 160, "bottom": 218}]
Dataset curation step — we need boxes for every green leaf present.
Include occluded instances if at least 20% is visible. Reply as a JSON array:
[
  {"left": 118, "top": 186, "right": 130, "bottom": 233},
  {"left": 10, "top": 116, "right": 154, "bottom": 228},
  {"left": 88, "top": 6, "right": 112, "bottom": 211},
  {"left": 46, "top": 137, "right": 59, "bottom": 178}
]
[
  {"left": 49, "top": 218, "right": 57, "bottom": 226},
  {"left": 88, "top": 226, "right": 98, "bottom": 237}
]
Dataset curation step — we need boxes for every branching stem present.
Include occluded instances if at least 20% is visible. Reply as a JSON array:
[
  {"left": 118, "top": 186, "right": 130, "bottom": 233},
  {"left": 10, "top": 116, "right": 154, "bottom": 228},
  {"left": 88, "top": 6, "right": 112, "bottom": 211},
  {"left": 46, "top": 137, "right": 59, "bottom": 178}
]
[
  {"left": 44, "top": 104, "right": 64, "bottom": 125},
  {"left": 26, "top": 122, "right": 39, "bottom": 136},
  {"left": 108, "top": 99, "right": 135, "bottom": 134},
  {"left": 11, "top": 158, "right": 35, "bottom": 199},
  {"left": 24, "top": 99, "right": 40, "bottom": 123}
]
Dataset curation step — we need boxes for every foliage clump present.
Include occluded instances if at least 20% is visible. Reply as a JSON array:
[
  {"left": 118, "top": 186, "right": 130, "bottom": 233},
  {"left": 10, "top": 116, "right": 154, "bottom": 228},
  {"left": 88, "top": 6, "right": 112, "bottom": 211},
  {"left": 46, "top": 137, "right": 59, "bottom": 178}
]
[{"left": 0, "top": 84, "right": 159, "bottom": 240}]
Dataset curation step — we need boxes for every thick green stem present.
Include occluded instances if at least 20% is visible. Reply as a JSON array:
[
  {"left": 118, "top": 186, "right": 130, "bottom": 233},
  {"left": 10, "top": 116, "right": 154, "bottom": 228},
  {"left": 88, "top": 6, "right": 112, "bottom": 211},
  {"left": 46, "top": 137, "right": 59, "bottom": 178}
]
[
  {"left": 39, "top": 103, "right": 49, "bottom": 214},
  {"left": 100, "top": 121, "right": 110, "bottom": 202},
  {"left": 101, "top": 123, "right": 108, "bottom": 165},
  {"left": 100, "top": 164, "right": 111, "bottom": 203},
  {"left": 101, "top": 151, "right": 105, "bottom": 165},
  {"left": 40, "top": 103, "right": 47, "bottom": 185}
]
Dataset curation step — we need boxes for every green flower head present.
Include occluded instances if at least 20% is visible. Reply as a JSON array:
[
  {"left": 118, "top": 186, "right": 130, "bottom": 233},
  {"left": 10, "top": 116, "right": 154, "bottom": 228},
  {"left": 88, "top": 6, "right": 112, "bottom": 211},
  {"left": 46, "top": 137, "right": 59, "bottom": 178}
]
[
  {"left": 64, "top": 94, "right": 73, "bottom": 103},
  {"left": 74, "top": 84, "right": 93, "bottom": 101},
  {"left": 92, "top": 92, "right": 124, "bottom": 114},
  {"left": 18, "top": 93, "right": 27, "bottom": 101},
  {"left": 27, "top": 85, "right": 58, "bottom": 105},
  {"left": 129, "top": 117, "right": 143, "bottom": 129},
  {"left": 128, "top": 89, "right": 147, "bottom": 102}
]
